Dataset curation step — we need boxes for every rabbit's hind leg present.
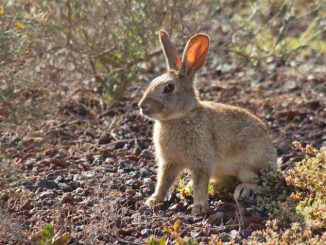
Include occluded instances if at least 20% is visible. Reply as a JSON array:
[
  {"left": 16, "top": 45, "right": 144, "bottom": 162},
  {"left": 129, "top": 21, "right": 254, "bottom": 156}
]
[{"left": 233, "top": 169, "right": 258, "bottom": 202}]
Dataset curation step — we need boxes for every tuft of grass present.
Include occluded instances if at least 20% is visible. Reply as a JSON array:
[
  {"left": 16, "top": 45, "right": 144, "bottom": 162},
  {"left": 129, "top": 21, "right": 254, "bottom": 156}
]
[{"left": 38, "top": 223, "right": 68, "bottom": 245}]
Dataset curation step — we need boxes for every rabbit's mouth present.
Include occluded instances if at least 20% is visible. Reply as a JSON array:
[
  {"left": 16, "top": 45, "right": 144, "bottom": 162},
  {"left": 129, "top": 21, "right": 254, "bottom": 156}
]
[
  {"left": 140, "top": 108, "right": 165, "bottom": 121},
  {"left": 140, "top": 108, "right": 152, "bottom": 116}
]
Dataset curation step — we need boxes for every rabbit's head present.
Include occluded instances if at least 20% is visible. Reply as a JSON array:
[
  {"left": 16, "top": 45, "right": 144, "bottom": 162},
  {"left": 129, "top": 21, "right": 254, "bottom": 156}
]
[{"left": 138, "top": 31, "right": 209, "bottom": 121}]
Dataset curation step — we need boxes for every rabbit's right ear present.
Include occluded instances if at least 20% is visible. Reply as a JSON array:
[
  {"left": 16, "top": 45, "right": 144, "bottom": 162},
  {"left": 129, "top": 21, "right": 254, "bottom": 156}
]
[
  {"left": 180, "top": 34, "right": 209, "bottom": 76},
  {"left": 159, "top": 30, "right": 181, "bottom": 70}
]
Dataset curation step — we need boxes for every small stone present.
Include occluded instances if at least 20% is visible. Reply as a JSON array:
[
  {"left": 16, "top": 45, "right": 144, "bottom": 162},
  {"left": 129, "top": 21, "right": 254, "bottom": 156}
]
[
  {"left": 190, "top": 231, "right": 204, "bottom": 238},
  {"left": 75, "top": 225, "right": 84, "bottom": 232},
  {"left": 207, "top": 212, "right": 224, "bottom": 225},
  {"left": 85, "top": 152, "right": 94, "bottom": 161},
  {"left": 118, "top": 160, "right": 134, "bottom": 172},
  {"left": 139, "top": 168, "right": 151, "bottom": 178},
  {"left": 219, "top": 232, "right": 230, "bottom": 242},
  {"left": 55, "top": 176, "right": 64, "bottom": 183},
  {"left": 42, "top": 198, "right": 54, "bottom": 206},
  {"left": 132, "top": 179, "right": 143, "bottom": 188},
  {"left": 119, "top": 227, "right": 135, "bottom": 236},
  {"left": 140, "top": 229, "right": 151, "bottom": 237},
  {"left": 39, "top": 191, "right": 54, "bottom": 199},
  {"left": 98, "top": 133, "right": 112, "bottom": 145},
  {"left": 140, "top": 150, "right": 153, "bottom": 160},
  {"left": 284, "top": 80, "right": 297, "bottom": 90},
  {"left": 73, "top": 174, "right": 82, "bottom": 181},
  {"left": 151, "top": 221, "right": 163, "bottom": 229},
  {"left": 62, "top": 193, "right": 74, "bottom": 204},
  {"left": 126, "top": 188, "right": 136, "bottom": 196},
  {"left": 82, "top": 171, "right": 95, "bottom": 178},
  {"left": 133, "top": 147, "right": 142, "bottom": 156},
  {"left": 105, "top": 166, "right": 117, "bottom": 173},
  {"left": 92, "top": 158, "right": 103, "bottom": 166},
  {"left": 35, "top": 179, "right": 58, "bottom": 189},
  {"left": 241, "top": 229, "right": 252, "bottom": 238},
  {"left": 169, "top": 203, "right": 183, "bottom": 211},
  {"left": 51, "top": 158, "right": 67, "bottom": 168},
  {"left": 131, "top": 171, "right": 141, "bottom": 178},
  {"left": 58, "top": 183, "right": 73, "bottom": 192},
  {"left": 25, "top": 159, "right": 36, "bottom": 168},
  {"left": 230, "top": 229, "right": 239, "bottom": 239}
]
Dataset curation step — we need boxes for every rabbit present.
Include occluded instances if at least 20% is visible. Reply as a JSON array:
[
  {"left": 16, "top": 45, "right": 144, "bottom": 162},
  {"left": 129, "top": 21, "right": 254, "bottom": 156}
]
[{"left": 138, "top": 30, "right": 277, "bottom": 215}]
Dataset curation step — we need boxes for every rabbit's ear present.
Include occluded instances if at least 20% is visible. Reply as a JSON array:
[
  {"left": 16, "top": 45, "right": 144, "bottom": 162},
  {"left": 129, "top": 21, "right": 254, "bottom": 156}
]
[
  {"left": 180, "top": 34, "right": 209, "bottom": 76},
  {"left": 159, "top": 30, "right": 181, "bottom": 70}
]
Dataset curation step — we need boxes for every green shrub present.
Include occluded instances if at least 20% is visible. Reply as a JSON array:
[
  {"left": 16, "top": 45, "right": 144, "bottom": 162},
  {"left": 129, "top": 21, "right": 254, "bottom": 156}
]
[{"left": 247, "top": 142, "right": 326, "bottom": 244}]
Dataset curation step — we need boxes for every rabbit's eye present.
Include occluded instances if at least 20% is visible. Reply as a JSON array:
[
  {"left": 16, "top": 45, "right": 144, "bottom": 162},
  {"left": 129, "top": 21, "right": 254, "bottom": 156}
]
[{"left": 163, "top": 84, "right": 174, "bottom": 94}]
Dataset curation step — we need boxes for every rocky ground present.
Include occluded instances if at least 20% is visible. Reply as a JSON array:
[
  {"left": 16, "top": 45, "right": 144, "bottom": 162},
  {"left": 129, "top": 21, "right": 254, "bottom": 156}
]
[{"left": 0, "top": 48, "right": 325, "bottom": 244}]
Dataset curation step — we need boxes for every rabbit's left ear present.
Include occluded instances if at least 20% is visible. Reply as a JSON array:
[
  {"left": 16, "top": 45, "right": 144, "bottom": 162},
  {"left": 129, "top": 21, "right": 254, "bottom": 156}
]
[
  {"left": 159, "top": 30, "right": 181, "bottom": 70},
  {"left": 180, "top": 34, "right": 209, "bottom": 76}
]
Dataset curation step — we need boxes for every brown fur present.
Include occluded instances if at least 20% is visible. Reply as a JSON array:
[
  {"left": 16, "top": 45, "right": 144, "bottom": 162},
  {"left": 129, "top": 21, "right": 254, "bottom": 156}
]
[{"left": 138, "top": 31, "right": 277, "bottom": 215}]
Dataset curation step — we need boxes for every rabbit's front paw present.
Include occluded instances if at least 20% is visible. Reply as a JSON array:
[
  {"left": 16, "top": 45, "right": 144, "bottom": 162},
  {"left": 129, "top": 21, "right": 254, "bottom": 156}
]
[
  {"left": 145, "top": 195, "right": 162, "bottom": 207},
  {"left": 192, "top": 202, "right": 208, "bottom": 216},
  {"left": 234, "top": 183, "right": 257, "bottom": 202}
]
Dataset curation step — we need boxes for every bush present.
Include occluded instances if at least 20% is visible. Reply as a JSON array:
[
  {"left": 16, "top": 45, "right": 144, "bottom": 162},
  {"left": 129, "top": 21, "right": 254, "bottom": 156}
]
[
  {"left": 247, "top": 142, "right": 326, "bottom": 244},
  {"left": 2, "top": 1, "right": 324, "bottom": 104}
]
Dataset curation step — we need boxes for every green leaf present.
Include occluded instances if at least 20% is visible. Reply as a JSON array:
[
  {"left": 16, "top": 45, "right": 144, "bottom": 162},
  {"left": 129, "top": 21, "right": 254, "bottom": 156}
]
[
  {"left": 159, "top": 237, "right": 166, "bottom": 245},
  {"left": 173, "top": 219, "right": 180, "bottom": 232}
]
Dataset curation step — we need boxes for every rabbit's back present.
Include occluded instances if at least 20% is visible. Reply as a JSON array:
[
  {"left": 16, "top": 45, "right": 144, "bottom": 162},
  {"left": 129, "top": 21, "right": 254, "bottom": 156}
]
[{"left": 154, "top": 101, "right": 277, "bottom": 179}]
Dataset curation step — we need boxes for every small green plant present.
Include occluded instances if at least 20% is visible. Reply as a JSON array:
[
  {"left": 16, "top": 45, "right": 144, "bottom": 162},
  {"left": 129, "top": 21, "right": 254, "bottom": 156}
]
[
  {"left": 147, "top": 220, "right": 199, "bottom": 245},
  {"left": 147, "top": 236, "right": 167, "bottom": 245},
  {"left": 176, "top": 179, "right": 193, "bottom": 199},
  {"left": 38, "top": 224, "right": 68, "bottom": 245},
  {"left": 176, "top": 179, "right": 220, "bottom": 199},
  {"left": 39, "top": 224, "right": 55, "bottom": 245},
  {"left": 147, "top": 219, "right": 223, "bottom": 245}
]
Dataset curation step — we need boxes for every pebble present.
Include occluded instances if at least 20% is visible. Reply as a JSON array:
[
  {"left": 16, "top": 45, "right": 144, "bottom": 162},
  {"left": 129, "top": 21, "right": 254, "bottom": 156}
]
[
  {"left": 92, "top": 158, "right": 103, "bottom": 166},
  {"left": 55, "top": 176, "right": 64, "bottom": 183},
  {"left": 82, "top": 171, "right": 95, "bottom": 178},
  {"left": 241, "top": 229, "right": 252, "bottom": 238},
  {"left": 169, "top": 203, "right": 183, "bottom": 212},
  {"left": 105, "top": 166, "right": 117, "bottom": 173},
  {"left": 58, "top": 183, "right": 73, "bottom": 192},
  {"left": 73, "top": 174, "right": 82, "bottom": 181},
  {"left": 140, "top": 150, "right": 153, "bottom": 160},
  {"left": 140, "top": 229, "right": 151, "bottom": 237},
  {"left": 126, "top": 188, "right": 136, "bottom": 196},
  {"left": 131, "top": 171, "right": 141, "bottom": 178},
  {"left": 35, "top": 179, "right": 59, "bottom": 189},
  {"left": 118, "top": 160, "right": 134, "bottom": 172},
  {"left": 119, "top": 227, "right": 135, "bottom": 236},
  {"left": 139, "top": 168, "right": 151, "bottom": 178},
  {"left": 62, "top": 193, "right": 74, "bottom": 204},
  {"left": 39, "top": 191, "right": 55, "bottom": 199},
  {"left": 219, "top": 232, "right": 230, "bottom": 242},
  {"left": 75, "top": 225, "right": 84, "bottom": 232},
  {"left": 25, "top": 159, "right": 36, "bottom": 168},
  {"left": 207, "top": 211, "right": 224, "bottom": 225},
  {"left": 151, "top": 221, "right": 163, "bottom": 229},
  {"left": 98, "top": 133, "right": 111, "bottom": 145}
]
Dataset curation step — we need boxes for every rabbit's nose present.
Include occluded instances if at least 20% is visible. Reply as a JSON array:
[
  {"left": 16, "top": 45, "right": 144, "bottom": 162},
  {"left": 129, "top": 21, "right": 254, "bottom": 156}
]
[
  {"left": 138, "top": 102, "right": 149, "bottom": 111},
  {"left": 138, "top": 101, "right": 150, "bottom": 113}
]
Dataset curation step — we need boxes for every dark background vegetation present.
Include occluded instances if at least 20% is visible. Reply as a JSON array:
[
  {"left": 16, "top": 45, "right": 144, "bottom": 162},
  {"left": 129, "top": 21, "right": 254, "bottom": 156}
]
[{"left": 0, "top": 0, "right": 325, "bottom": 244}]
